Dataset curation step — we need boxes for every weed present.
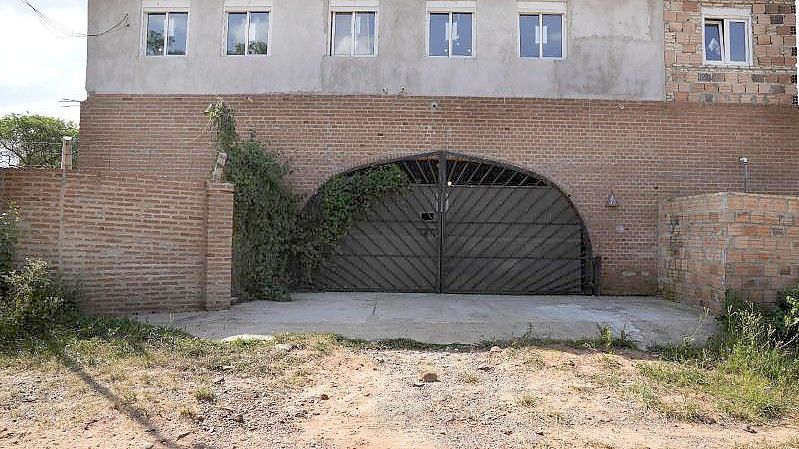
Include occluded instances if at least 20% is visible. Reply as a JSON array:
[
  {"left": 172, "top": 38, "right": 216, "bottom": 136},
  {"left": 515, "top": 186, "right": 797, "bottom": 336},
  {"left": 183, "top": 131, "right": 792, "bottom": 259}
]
[
  {"left": 194, "top": 386, "right": 216, "bottom": 403},
  {"left": 458, "top": 372, "right": 479, "bottom": 384},
  {"left": 179, "top": 406, "right": 197, "bottom": 420},
  {"left": 517, "top": 394, "right": 538, "bottom": 407},
  {"left": 590, "top": 324, "right": 635, "bottom": 351},
  {"left": 599, "top": 354, "right": 623, "bottom": 369}
]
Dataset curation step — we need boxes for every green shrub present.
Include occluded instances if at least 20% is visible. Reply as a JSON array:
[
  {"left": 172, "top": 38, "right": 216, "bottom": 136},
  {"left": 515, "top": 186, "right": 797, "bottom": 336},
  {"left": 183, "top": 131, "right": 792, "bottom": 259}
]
[
  {"left": 775, "top": 285, "right": 799, "bottom": 342},
  {"left": 0, "top": 258, "right": 78, "bottom": 342},
  {"left": 0, "top": 203, "right": 20, "bottom": 277}
]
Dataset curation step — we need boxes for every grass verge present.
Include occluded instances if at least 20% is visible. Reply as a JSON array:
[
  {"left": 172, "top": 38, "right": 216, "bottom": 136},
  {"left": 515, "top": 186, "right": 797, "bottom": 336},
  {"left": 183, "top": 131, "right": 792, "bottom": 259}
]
[{"left": 637, "top": 297, "right": 799, "bottom": 423}]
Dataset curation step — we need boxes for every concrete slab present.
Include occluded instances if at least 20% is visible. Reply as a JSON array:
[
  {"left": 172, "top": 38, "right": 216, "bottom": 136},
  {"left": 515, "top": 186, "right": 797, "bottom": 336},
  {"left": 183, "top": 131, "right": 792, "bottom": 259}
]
[{"left": 136, "top": 293, "right": 718, "bottom": 348}]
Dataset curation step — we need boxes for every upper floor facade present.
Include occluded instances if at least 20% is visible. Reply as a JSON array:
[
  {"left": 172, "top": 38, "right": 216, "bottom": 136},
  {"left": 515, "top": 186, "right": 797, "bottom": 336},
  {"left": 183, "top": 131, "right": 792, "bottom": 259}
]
[{"left": 86, "top": 0, "right": 797, "bottom": 104}]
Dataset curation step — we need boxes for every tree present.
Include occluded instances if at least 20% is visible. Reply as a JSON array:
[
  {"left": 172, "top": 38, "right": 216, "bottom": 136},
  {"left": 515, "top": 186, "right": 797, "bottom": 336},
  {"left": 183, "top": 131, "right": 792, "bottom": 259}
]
[{"left": 0, "top": 114, "right": 79, "bottom": 168}]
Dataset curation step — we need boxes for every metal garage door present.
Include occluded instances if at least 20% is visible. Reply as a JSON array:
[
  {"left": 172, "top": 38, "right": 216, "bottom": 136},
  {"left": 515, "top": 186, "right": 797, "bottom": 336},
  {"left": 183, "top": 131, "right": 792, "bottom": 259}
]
[{"left": 311, "top": 152, "right": 597, "bottom": 294}]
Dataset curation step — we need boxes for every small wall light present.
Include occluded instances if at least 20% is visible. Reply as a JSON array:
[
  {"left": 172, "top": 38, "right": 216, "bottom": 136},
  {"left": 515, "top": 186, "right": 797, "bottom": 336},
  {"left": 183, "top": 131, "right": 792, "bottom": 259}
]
[
  {"left": 738, "top": 156, "right": 750, "bottom": 193},
  {"left": 606, "top": 190, "right": 619, "bottom": 208}
]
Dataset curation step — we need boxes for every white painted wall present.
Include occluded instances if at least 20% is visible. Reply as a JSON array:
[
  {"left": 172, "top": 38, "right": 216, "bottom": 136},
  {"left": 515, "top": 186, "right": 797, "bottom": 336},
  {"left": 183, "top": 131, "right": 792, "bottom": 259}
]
[{"left": 86, "top": 0, "right": 665, "bottom": 100}]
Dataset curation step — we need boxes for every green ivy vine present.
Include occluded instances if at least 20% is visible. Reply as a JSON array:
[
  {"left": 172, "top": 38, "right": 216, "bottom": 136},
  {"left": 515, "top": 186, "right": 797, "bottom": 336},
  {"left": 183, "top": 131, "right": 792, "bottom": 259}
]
[
  {"left": 294, "top": 164, "right": 409, "bottom": 281},
  {"left": 206, "top": 101, "right": 409, "bottom": 300}
]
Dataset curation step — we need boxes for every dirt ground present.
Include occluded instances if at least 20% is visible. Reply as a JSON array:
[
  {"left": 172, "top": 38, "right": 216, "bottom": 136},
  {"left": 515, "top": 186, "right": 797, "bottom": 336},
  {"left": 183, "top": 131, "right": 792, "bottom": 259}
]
[{"left": 1, "top": 339, "right": 797, "bottom": 449}]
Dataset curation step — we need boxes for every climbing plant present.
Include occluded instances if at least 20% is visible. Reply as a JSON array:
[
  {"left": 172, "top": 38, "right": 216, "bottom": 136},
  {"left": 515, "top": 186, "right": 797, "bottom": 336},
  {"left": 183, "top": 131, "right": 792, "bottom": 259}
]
[
  {"left": 205, "top": 102, "right": 409, "bottom": 300},
  {"left": 207, "top": 102, "right": 298, "bottom": 300},
  {"left": 294, "top": 164, "right": 409, "bottom": 279}
]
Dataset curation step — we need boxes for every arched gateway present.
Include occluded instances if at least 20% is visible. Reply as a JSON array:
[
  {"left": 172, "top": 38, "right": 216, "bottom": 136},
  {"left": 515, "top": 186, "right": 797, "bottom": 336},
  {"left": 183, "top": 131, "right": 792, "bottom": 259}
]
[{"left": 307, "top": 152, "right": 598, "bottom": 295}]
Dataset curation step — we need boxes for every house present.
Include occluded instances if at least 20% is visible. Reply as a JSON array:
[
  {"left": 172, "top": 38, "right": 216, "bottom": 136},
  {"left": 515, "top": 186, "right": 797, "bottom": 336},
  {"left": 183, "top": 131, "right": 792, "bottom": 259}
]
[{"left": 78, "top": 0, "right": 798, "bottom": 299}]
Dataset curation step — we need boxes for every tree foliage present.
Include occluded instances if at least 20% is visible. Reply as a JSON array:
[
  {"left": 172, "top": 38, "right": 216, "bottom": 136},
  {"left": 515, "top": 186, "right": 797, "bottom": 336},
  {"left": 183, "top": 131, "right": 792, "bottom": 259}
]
[{"left": 0, "top": 114, "right": 78, "bottom": 167}]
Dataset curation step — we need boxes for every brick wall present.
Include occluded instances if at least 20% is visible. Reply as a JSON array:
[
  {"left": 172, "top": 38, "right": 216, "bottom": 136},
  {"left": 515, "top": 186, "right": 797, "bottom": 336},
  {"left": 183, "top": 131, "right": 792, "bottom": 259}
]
[
  {"left": 665, "top": 0, "right": 797, "bottom": 104},
  {"left": 0, "top": 169, "right": 233, "bottom": 315},
  {"left": 660, "top": 192, "right": 799, "bottom": 310},
  {"left": 79, "top": 94, "right": 799, "bottom": 296}
]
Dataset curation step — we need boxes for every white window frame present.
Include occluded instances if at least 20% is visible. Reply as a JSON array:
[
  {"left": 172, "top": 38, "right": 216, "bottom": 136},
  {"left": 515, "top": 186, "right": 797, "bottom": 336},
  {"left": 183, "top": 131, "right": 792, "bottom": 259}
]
[
  {"left": 425, "top": 1, "right": 477, "bottom": 58},
  {"left": 329, "top": 0, "right": 380, "bottom": 57},
  {"left": 141, "top": 0, "right": 191, "bottom": 57},
  {"left": 701, "top": 7, "right": 752, "bottom": 66},
  {"left": 223, "top": 1, "right": 273, "bottom": 57},
  {"left": 516, "top": 1, "right": 567, "bottom": 60}
]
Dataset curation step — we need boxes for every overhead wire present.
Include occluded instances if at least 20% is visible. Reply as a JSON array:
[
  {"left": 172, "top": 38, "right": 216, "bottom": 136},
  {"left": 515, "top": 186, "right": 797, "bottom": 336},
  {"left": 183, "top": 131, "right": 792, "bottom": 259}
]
[{"left": 15, "top": 0, "right": 128, "bottom": 38}]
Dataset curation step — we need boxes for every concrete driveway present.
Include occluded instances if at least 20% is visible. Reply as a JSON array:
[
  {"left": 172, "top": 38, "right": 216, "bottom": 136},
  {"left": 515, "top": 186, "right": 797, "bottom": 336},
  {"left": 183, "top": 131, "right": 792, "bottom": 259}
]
[{"left": 137, "top": 293, "right": 717, "bottom": 348}]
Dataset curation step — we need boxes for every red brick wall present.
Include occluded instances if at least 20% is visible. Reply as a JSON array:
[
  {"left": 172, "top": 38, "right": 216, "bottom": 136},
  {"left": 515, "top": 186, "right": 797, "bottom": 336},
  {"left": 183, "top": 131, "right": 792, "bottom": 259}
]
[
  {"left": 660, "top": 192, "right": 799, "bottom": 310},
  {"left": 665, "top": 0, "right": 797, "bottom": 104},
  {"left": 79, "top": 94, "right": 799, "bottom": 296},
  {"left": 0, "top": 169, "right": 233, "bottom": 315}
]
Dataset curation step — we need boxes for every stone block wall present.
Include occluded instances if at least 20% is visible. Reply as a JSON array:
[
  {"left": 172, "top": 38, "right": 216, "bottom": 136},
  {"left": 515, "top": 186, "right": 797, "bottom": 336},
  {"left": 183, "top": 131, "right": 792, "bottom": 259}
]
[
  {"left": 659, "top": 192, "right": 799, "bottom": 310},
  {"left": 664, "top": 0, "right": 797, "bottom": 104},
  {"left": 0, "top": 169, "right": 233, "bottom": 315}
]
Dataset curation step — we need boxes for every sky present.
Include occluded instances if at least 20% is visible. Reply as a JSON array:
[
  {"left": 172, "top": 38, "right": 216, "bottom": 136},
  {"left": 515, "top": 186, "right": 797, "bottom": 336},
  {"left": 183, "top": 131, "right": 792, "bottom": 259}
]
[{"left": 0, "top": 0, "right": 87, "bottom": 124}]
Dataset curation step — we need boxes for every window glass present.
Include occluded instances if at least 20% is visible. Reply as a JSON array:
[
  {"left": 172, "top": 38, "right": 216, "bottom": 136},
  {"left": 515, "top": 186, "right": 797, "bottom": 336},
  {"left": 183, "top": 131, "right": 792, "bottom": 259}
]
[
  {"left": 429, "top": 13, "right": 449, "bottom": 56},
  {"left": 333, "top": 12, "right": 353, "bottom": 55},
  {"left": 146, "top": 13, "right": 166, "bottom": 56},
  {"left": 519, "top": 14, "right": 539, "bottom": 58},
  {"left": 248, "top": 12, "right": 269, "bottom": 54},
  {"left": 227, "top": 13, "right": 247, "bottom": 55},
  {"left": 704, "top": 22, "right": 722, "bottom": 61},
  {"left": 728, "top": 20, "right": 747, "bottom": 62},
  {"left": 542, "top": 14, "right": 562, "bottom": 58},
  {"left": 451, "top": 12, "right": 472, "bottom": 56},
  {"left": 167, "top": 12, "right": 188, "bottom": 55},
  {"left": 354, "top": 12, "right": 376, "bottom": 55}
]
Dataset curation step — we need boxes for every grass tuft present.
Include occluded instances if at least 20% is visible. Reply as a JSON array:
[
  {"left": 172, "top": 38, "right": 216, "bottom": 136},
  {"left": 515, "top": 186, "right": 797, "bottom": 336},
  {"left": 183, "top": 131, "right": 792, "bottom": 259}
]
[
  {"left": 516, "top": 394, "right": 538, "bottom": 407},
  {"left": 458, "top": 372, "right": 479, "bottom": 384},
  {"left": 194, "top": 386, "right": 216, "bottom": 403}
]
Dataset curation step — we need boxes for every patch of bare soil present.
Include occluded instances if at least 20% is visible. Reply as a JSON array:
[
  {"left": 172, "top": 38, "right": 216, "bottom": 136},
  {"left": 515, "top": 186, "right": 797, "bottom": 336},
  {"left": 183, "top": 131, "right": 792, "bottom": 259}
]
[{"left": 1, "top": 342, "right": 797, "bottom": 449}]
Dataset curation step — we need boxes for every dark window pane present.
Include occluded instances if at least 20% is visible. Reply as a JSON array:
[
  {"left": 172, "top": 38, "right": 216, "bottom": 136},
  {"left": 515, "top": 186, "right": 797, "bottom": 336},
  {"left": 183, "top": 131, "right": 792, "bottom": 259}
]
[
  {"left": 451, "top": 12, "right": 472, "bottom": 56},
  {"left": 519, "top": 14, "right": 540, "bottom": 58},
  {"left": 429, "top": 13, "right": 449, "bottom": 56},
  {"left": 167, "top": 12, "right": 188, "bottom": 55},
  {"left": 333, "top": 12, "right": 353, "bottom": 55},
  {"left": 354, "top": 12, "right": 376, "bottom": 55},
  {"left": 146, "top": 13, "right": 165, "bottom": 56},
  {"left": 704, "top": 22, "right": 722, "bottom": 61},
  {"left": 542, "top": 14, "right": 562, "bottom": 58},
  {"left": 248, "top": 12, "right": 269, "bottom": 54},
  {"left": 227, "top": 13, "right": 246, "bottom": 55},
  {"left": 729, "top": 20, "right": 747, "bottom": 62}
]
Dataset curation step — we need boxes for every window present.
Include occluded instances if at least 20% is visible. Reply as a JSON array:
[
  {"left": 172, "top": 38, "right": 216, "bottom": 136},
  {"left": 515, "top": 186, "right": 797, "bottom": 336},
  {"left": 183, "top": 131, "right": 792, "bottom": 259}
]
[
  {"left": 331, "top": 12, "right": 377, "bottom": 56},
  {"left": 330, "top": 0, "right": 378, "bottom": 56},
  {"left": 702, "top": 8, "right": 751, "bottom": 65},
  {"left": 226, "top": 11, "right": 270, "bottom": 55},
  {"left": 426, "top": 1, "right": 475, "bottom": 57},
  {"left": 519, "top": 14, "right": 563, "bottom": 58},
  {"left": 518, "top": 2, "right": 566, "bottom": 59},
  {"left": 142, "top": 1, "right": 189, "bottom": 56},
  {"left": 145, "top": 12, "right": 188, "bottom": 56}
]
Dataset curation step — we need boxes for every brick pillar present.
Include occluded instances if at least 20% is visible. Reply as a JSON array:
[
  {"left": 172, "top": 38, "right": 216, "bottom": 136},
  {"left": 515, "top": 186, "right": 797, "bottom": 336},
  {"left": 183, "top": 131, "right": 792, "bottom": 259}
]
[
  {"left": 60, "top": 137, "right": 73, "bottom": 170},
  {"left": 204, "top": 181, "right": 234, "bottom": 310}
]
